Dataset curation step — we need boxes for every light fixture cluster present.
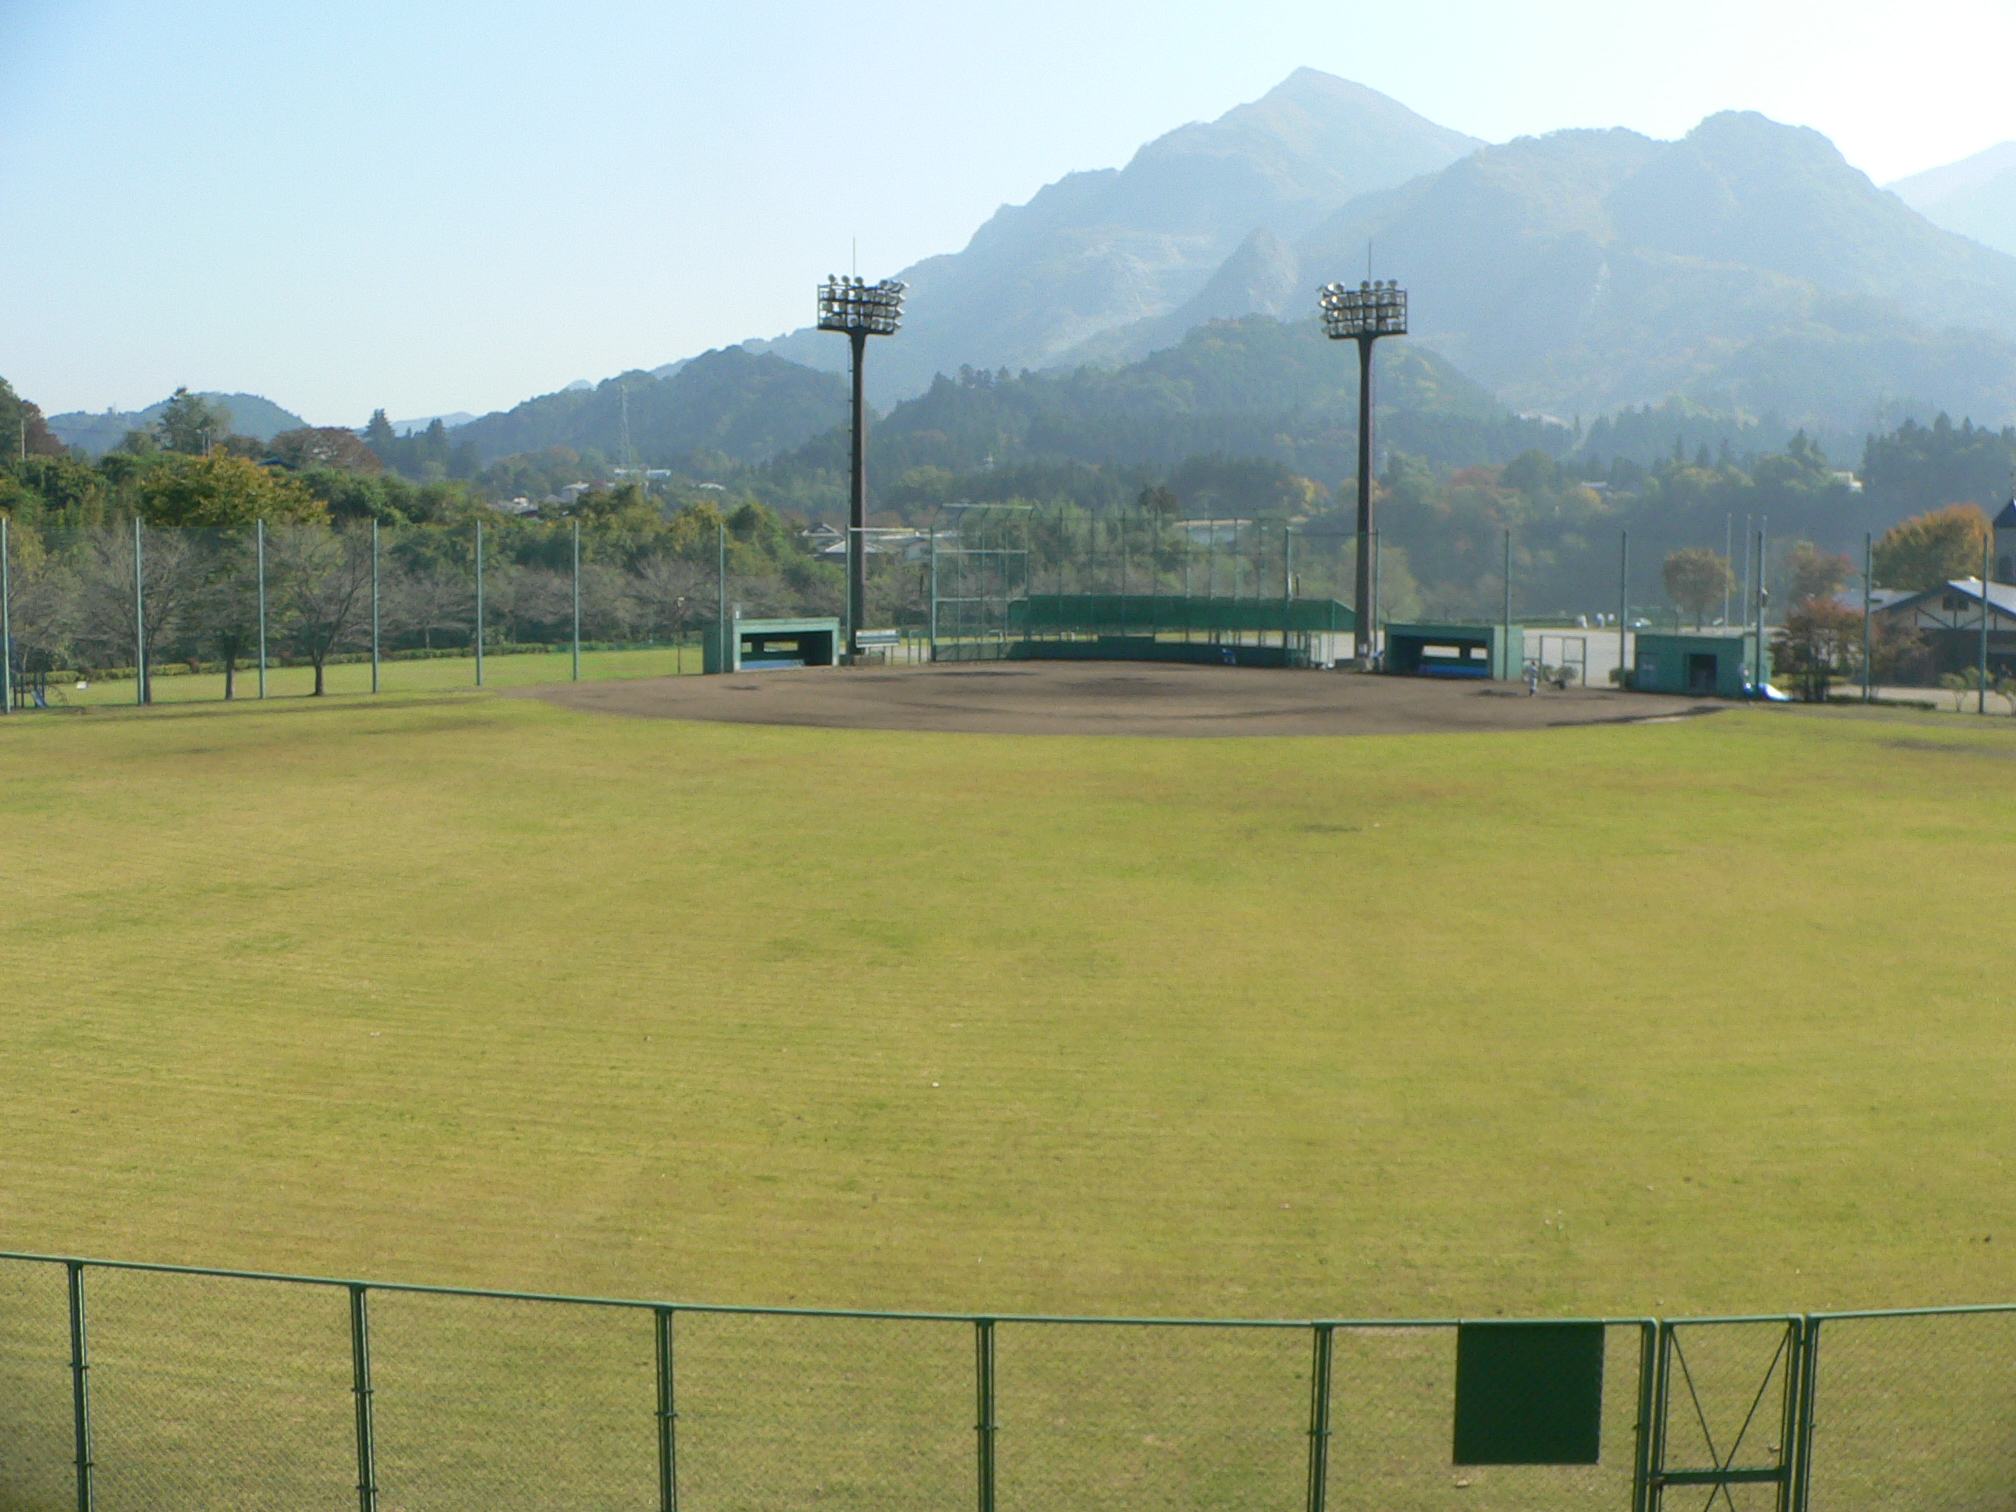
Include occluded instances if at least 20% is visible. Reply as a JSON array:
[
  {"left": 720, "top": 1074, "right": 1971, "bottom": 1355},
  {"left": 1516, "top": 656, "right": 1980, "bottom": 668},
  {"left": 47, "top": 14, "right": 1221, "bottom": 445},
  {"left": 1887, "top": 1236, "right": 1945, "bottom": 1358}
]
[
  {"left": 1319, "top": 279, "right": 1408, "bottom": 340},
  {"left": 817, "top": 276, "right": 907, "bottom": 336}
]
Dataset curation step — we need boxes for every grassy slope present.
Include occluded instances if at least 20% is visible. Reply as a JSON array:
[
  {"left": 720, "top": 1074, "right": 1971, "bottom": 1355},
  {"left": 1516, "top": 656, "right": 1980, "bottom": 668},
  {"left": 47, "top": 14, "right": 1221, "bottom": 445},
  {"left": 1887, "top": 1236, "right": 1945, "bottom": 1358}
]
[{"left": 0, "top": 693, "right": 2011, "bottom": 1319}]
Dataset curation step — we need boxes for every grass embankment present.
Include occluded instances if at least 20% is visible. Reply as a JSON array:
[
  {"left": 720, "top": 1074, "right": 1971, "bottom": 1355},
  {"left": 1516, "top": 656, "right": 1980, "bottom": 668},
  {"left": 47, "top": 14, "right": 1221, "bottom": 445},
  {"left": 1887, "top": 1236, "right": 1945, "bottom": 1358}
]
[{"left": 0, "top": 693, "right": 2010, "bottom": 1320}]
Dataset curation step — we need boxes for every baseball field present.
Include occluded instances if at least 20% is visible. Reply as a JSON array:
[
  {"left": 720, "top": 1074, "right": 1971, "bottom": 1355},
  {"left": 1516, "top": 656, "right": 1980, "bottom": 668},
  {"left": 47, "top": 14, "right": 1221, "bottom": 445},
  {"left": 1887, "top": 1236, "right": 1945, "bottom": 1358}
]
[{"left": 0, "top": 668, "right": 2009, "bottom": 1319}]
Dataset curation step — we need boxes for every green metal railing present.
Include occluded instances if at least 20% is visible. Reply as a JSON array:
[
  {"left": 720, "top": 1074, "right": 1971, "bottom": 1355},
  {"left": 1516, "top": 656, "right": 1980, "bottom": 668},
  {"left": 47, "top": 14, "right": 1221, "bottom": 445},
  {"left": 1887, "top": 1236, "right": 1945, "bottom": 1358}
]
[{"left": 2, "top": 1250, "right": 2010, "bottom": 1512}]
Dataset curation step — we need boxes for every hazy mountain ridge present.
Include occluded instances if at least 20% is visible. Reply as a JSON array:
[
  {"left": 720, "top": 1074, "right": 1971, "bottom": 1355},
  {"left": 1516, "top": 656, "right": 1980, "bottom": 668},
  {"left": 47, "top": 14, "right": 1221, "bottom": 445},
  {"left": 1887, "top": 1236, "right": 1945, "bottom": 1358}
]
[
  {"left": 737, "top": 77, "right": 2016, "bottom": 432},
  {"left": 1890, "top": 141, "right": 2016, "bottom": 258},
  {"left": 1111, "top": 110, "right": 2016, "bottom": 428},
  {"left": 449, "top": 346, "right": 848, "bottom": 467},
  {"left": 748, "top": 70, "right": 1482, "bottom": 399},
  {"left": 767, "top": 315, "right": 1555, "bottom": 492}
]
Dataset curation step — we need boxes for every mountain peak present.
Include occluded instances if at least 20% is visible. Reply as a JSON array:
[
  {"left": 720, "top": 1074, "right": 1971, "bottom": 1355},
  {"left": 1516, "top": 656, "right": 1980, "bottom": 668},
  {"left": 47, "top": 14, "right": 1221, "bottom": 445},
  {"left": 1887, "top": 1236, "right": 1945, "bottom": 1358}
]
[{"left": 752, "top": 70, "right": 1482, "bottom": 399}]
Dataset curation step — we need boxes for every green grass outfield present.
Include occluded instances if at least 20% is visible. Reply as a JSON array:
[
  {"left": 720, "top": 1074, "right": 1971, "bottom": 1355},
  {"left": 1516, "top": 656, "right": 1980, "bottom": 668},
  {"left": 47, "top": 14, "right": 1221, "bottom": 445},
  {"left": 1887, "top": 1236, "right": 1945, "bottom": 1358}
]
[
  {"left": 0, "top": 689, "right": 2011, "bottom": 1320},
  {"left": 39, "top": 642, "right": 700, "bottom": 706}
]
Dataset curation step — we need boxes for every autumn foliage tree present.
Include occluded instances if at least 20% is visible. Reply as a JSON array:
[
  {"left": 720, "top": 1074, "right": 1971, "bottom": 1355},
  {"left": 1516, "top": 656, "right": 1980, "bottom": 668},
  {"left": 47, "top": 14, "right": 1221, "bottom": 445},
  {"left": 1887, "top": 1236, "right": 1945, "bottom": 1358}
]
[
  {"left": 1873, "top": 504, "right": 1990, "bottom": 591},
  {"left": 136, "top": 452, "right": 326, "bottom": 527}
]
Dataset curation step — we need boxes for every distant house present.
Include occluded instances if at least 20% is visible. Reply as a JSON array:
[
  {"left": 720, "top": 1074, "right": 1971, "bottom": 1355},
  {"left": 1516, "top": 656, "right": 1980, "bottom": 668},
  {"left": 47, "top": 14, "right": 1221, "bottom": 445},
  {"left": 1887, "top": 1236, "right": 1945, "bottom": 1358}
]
[
  {"left": 1871, "top": 577, "right": 2016, "bottom": 678},
  {"left": 1864, "top": 499, "right": 2016, "bottom": 678},
  {"left": 800, "top": 522, "right": 930, "bottom": 562}
]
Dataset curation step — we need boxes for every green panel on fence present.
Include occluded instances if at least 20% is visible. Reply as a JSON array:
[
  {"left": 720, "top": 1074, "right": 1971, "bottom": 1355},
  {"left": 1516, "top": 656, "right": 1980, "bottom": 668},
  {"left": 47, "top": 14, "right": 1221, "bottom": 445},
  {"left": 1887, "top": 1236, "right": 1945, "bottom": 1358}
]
[{"left": 1452, "top": 1322, "right": 1604, "bottom": 1465}]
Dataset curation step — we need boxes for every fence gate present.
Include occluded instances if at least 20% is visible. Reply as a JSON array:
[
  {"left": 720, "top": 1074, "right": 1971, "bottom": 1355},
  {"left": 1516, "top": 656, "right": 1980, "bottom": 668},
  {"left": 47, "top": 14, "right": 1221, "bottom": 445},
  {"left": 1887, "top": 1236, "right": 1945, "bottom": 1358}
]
[{"left": 1645, "top": 1318, "right": 1809, "bottom": 1511}]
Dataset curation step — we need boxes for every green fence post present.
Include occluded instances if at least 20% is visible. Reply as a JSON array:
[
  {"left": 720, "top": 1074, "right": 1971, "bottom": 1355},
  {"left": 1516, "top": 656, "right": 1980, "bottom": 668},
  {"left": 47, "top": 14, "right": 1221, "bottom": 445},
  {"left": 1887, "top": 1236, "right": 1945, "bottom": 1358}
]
[
  {"left": 1, "top": 514, "right": 12, "bottom": 714},
  {"left": 256, "top": 520, "right": 267, "bottom": 699},
  {"left": 571, "top": 520, "right": 582, "bottom": 683},
  {"left": 132, "top": 517, "right": 145, "bottom": 707},
  {"left": 66, "top": 1261, "right": 93, "bottom": 1512},
  {"left": 1776, "top": 1318, "right": 1806, "bottom": 1512},
  {"left": 1631, "top": 1320, "right": 1657, "bottom": 1512},
  {"left": 715, "top": 521, "right": 726, "bottom": 673},
  {"left": 974, "top": 1319, "right": 996, "bottom": 1512},
  {"left": 370, "top": 521, "right": 380, "bottom": 694},
  {"left": 1790, "top": 1316, "right": 1819, "bottom": 1512},
  {"left": 348, "top": 1285, "right": 377, "bottom": 1512},
  {"left": 654, "top": 1307, "right": 678, "bottom": 1512},
  {"left": 1648, "top": 1320, "right": 1674, "bottom": 1510},
  {"left": 474, "top": 520, "right": 485, "bottom": 688},
  {"left": 1305, "top": 1323, "right": 1333, "bottom": 1512},
  {"left": 928, "top": 519, "right": 938, "bottom": 662}
]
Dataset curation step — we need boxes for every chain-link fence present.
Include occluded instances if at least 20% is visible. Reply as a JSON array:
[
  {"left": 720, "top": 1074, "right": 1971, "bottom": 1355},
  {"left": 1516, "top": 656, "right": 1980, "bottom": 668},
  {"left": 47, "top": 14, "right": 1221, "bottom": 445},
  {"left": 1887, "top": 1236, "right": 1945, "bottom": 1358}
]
[
  {"left": 0, "top": 518, "right": 823, "bottom": 710},
  {"left": 8, "top": 1252, "right": 2005, "bottom": 1512}
]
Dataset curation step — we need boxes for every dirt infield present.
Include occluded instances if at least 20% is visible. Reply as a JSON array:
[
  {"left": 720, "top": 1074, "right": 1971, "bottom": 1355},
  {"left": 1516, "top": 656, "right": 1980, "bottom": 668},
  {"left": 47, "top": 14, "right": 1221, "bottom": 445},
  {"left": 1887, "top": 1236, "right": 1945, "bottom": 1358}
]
[{"left": 520, "top": 661, "right": 1725, "bottom": 736}]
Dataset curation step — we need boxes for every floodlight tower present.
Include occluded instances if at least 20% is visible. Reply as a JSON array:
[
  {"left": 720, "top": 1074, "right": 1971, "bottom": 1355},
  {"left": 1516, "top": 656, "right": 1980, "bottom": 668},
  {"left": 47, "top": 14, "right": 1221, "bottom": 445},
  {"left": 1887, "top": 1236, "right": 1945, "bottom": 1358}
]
[
  {"left": 1321, "top": 278, "right": 1407, "bottom": 667},
  {"left": 818, "top": 274, "right": 906, "bottom": 658}
]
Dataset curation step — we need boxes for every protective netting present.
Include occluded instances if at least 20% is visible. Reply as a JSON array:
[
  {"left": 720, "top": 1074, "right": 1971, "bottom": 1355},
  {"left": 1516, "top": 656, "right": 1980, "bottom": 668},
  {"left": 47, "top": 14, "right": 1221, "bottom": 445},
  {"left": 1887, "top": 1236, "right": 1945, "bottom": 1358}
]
[
  {"left": 994, "top": 1321, "right": 1307, "bottom": 1510},
  {"left": 673, "top": 1309, "right": 968, "bottom": 1512},
  {"left": 83, "top": 1267, "right": 353, "bottom": 1511},
  {"left": 11, "top": 1254, "right": 2016, "bottom": 1512},
  {"left": 0, "top": 1259, "right": 71, "bottom": 1512},
  {"left": 1805, "top": 1309, "right": 2016, "bottom": 1512},
  {"left": 365, "top": 1290, "right": 655, "bottom": 1512}
]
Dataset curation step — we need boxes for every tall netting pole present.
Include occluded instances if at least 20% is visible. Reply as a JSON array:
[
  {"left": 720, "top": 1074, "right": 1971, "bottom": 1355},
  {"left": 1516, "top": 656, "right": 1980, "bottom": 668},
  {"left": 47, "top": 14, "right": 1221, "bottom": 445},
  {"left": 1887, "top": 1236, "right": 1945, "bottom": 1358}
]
[
  {"left": 474, "top": 519, "right": 486, "bottom": 688},
  {"left": 1862, "top": 532, "right": 1873, "bottom": 703},
  {"left": 571, "top": 520, "right": 582, "bottom": 682},
  {"left": 370, "top": 521, "right": 381, "bottom": 694},
  {"left": 132, "top": 517, "right": 146, "bottom": 707},
  {"left": 0, "top": 514, "right": 11, "bottom": 714},
  {"left": 256, "top": 519, "right": 268, "bottom": 699}
]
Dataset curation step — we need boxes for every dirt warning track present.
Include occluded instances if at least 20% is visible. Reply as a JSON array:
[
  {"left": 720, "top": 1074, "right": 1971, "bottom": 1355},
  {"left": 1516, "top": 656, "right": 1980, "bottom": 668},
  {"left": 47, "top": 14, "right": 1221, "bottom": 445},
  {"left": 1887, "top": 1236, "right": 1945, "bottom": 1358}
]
[{"left": 518, "top": 662, "right": 1724, "bottom": 737}]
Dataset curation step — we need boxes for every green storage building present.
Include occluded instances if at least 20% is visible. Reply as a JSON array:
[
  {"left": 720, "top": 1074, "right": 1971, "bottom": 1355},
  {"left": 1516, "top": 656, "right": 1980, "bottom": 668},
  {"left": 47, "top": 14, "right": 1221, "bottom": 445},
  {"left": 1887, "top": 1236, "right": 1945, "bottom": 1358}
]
[{"left": 1630, "top": 631, "right": 1765, "bottom": 698}]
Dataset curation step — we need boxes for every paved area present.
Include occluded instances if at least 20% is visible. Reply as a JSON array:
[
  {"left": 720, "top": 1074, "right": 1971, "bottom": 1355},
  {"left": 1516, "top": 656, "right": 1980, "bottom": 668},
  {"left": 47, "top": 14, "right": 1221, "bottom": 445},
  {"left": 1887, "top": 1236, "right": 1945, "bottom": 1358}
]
[{"left": 519, "top": 661, "right": 1726, "bottom": 737}]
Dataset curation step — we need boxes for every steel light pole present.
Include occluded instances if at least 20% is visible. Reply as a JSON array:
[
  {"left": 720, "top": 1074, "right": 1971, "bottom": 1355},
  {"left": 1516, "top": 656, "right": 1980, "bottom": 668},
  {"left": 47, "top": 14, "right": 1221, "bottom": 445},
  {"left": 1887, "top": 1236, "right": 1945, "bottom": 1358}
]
[
  {"left": 818, "top": 274, "right": 906, "bottom": 659},
  {"left": 1320, "top": 279, "right": 1407, "bottom": 668}
]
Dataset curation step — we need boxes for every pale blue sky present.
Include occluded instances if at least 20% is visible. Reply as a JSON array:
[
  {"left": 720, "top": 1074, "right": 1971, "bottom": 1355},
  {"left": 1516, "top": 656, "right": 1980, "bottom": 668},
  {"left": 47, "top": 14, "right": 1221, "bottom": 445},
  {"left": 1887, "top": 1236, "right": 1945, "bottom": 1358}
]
[{"left": 4, "top": 0, "right": 2012, "bottom": 424}]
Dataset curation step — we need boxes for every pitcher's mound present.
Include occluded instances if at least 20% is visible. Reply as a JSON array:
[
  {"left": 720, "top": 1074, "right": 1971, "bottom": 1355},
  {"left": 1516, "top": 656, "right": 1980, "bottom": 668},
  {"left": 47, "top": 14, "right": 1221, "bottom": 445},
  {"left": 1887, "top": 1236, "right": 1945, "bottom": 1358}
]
[{"left": 520, "top": 662, "right": 1723, "bottom": 737}]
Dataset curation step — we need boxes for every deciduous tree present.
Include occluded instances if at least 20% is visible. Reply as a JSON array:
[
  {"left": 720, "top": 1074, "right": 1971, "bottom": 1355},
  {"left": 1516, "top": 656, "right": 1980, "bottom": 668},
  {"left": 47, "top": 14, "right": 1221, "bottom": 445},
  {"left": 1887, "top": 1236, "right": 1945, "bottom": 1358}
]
[
  {"left": 1786, "top": 540, "right": 1853, "bottom": 605},
  {"left": 154, "top": 388, "right": 234, "bottom": 455},
  {"left": 270, "top": 526, "right": 372, "bottom": 695},
  {"left": 1873, "top": 505, "right": 1990, "bottom": 592},
  {"left": 137, "top": 452, "right": 326, "bottom": 527},
  {"left": 1661, "top": 547, "right": 1731, "bottom": 627}
]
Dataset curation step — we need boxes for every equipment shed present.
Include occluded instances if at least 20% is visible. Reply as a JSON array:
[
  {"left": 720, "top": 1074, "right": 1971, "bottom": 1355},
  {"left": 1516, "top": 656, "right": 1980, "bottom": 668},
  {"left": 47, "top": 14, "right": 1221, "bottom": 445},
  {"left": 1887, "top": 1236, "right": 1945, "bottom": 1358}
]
[
  {"left": 704, "top": 617, "right": 841, "bottom": 674},
  {"left": 1384, "top": 623, "right": 1522, "bottom": 681},
  {"left": 1631, "top": 632, "right": 1761, "bottom": 698}
]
